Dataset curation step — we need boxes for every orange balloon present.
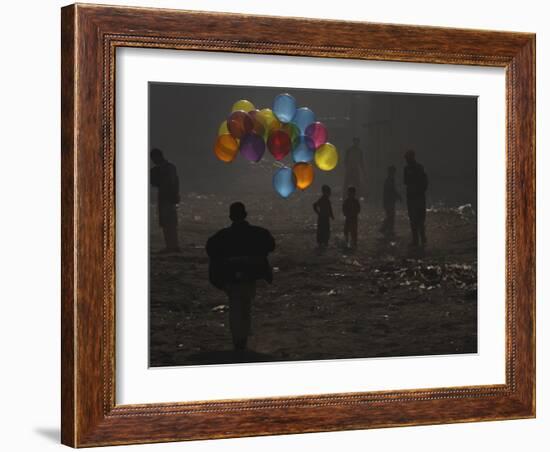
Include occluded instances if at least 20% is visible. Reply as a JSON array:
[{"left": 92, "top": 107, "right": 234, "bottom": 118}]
[
  {"left": 292, "top": 162, "right": 315, "bottom": 190},
  {"left": 214, "top": 134, "right": 239, "bottom": 162}
]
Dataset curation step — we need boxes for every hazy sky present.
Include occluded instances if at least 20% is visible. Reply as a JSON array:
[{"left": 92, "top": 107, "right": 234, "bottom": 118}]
[{"left": 149, "top": 82, "right": 477, "bottom": 207}]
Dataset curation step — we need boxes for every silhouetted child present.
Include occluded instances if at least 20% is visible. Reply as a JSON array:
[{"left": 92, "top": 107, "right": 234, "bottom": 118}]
[
  {"left": 380, "top": 165, "right": 402, "bottom": 238},
  {"left": 313, "top": 185, "right": 334, "bottom": 248},
  {"left": 342, "top": 186, "right": 361, "bottom": 249}
]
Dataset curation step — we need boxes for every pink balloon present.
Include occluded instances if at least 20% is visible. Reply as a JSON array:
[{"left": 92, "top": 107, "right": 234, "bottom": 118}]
[{"left": 305, "top": 121, "right": 328, "bottom": 149}]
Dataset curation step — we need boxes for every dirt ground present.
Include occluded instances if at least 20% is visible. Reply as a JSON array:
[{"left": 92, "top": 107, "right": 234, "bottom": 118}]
[{"left": 149, "top": 191, "right": 477, "bottom": 367}]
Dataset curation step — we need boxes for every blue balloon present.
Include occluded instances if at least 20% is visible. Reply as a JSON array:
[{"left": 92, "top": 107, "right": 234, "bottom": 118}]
[
  {"left": 292, "top": 135, "right": 315, "bottom": 163},
  {"left": 273, "top": 167, "right": 296, "bottom": 198},
  {"left": 293, "top": 107, "right": 315, "bottom": 134},
  {"left": 272, "top": 93, "right": 297, "bottom": 123}
]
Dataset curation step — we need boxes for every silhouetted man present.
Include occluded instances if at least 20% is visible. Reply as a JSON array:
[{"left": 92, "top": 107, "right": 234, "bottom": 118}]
[
  {"left": 206, "top": 202, "right": 275, "bottom": 351},
  {"left": 342, "top": 186, "right": 360, "bottom": 249},
  {"left": 380, "top": 165, "right": 402, "bottom": 239},
  {"left": 344, "top": 137, "right": 367, "bottom": 196},
  {"left": 150, "top": 148, "right": 180, "bottom": 252},
  {"left": 403, "top": 150, "right": 428, "bottom": 247}
]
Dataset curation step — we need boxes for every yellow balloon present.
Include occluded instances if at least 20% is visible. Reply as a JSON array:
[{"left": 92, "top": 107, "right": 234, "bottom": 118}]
[
  {"left": 258, "top": 108, "right": 281, "bottom": 134},
  {"left": 214, "top": 134, "right": 239, "bottom": 162},
  {"left": 231, "top": 99, "right": 255, "bottom": 113},
  {"left": 314, "top": 143, "right": 338, "bottom": 171},
  {"left": 218, "top": 120, "right": 229, "bottom": 136}
]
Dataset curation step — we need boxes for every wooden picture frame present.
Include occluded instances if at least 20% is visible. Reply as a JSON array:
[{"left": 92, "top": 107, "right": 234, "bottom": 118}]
[{"left": 61, "top": 3, "right": 535, "bottom": 447}]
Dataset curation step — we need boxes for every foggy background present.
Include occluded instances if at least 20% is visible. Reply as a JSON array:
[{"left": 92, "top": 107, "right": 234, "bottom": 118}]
[{"left": 149, "top": 82, "right": 477, "bottom": 208}]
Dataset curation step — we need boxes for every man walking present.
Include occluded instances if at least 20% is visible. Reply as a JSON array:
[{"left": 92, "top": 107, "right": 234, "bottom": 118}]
[
  {"left": 343, "top": 137, "right": 367, "bottom": 196},
  {"left": 150, "top": 148, "right": 180, "bottom": 252},
  {"left": 206, "top": 202, "right": 276, "bottom": 351},
  {"left": 342, "top": 186, "right": 360, "bottom": 249},
  {"left": 380, "top": 165, "right": 402, "bottom": 239},
  {"left": 403, "top": 150, "right": 428, "bottom": 247}
]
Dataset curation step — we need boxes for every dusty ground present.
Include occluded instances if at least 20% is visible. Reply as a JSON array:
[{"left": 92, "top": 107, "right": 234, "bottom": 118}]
[{"left": 149, "top": 191, "right": 477, "bottom": 367}]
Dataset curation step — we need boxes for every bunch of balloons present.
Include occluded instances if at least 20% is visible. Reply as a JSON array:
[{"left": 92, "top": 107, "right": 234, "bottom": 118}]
[{"left": 214, "top": 93, "right": 339, "bottom": 198}]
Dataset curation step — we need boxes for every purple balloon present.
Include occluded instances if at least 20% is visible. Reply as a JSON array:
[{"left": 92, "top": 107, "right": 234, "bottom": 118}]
[
  {"left": 305, "top": 121, "right": 328, "bottom": 149},
  {"left": 239, "top": 133, "right": 265, "bottom": 162}
]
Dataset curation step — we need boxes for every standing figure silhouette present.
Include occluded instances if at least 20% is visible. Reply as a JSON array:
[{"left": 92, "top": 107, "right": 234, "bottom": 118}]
[
  {"left": 206, "top": 202, "right": 276, "bottom": 351},
  {"left": 313, "top": 185, "right": 335, "bottom": 248},
  {"left": 150, "top": 148, "right": 180, "bottom": 252},
  {"left": 342, "top": 186, "right": 361, "bottom": 249},
  {"left": 380, "top": 165, "right": 402, "bottom": 239},
  {"left": 403, "top": 150, "right": 428, "bottom": 247},
  {"left": 343, "top": 137, "right": 367, "bottom": 196}
]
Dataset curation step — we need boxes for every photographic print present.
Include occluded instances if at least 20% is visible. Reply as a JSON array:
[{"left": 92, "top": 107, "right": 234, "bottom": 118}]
[{"left": 148, "top": 82, "right": 478, "bottom": 367}]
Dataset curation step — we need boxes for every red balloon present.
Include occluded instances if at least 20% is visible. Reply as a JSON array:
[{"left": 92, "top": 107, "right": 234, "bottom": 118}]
[
  {"left": 227, "top": 110, "right": 253, "bottom": 139},
  {"left": 267, "top": 130, "right": 292, "bottom": 161}
]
